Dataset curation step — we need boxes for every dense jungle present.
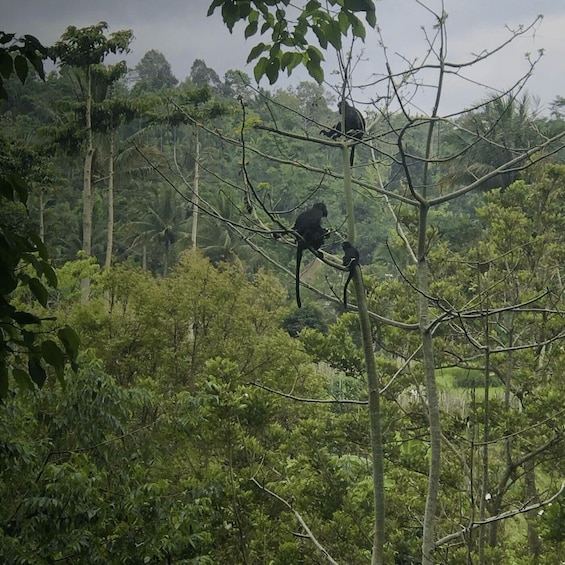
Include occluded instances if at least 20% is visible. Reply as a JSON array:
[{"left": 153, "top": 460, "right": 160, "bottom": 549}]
[{"left": 2, "top": 2, "right": 565, "bottom": 564}]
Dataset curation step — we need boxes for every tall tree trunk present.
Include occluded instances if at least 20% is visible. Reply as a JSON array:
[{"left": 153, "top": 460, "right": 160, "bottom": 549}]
[
  {"left": 419, "top": 203, "right": 441, "bottom": 565},
  {"left": 478, "top": 316, "right": 490, "bottom": 564},
  {"left": 105, "top": 128, "right": 115, "bottom": 270},
  {"left": 524, "top": 459, "right": 542, "bottom": 563},
  {"left": 81, "top": 65, "right": 94, "bottom": 301},
  {"left": 342, "top": 145, "right": 385, "bottom": 565},
  {"left": 191, "top": 126, "right": 200, "bottom": 249},
  {"left": 83, "top": 65, "right": 94, "bottom": 257}
]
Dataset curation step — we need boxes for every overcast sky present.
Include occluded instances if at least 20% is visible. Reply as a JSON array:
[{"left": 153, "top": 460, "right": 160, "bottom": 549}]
[{"left": 3, "top": 0, "right": 565, "bottom": 114}]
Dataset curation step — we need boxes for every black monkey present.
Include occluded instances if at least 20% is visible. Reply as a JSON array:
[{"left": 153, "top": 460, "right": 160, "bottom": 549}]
[
  {"left": 294, "top": 202, "right": 329, "bottom": 308},
  {"left": 342, "top": 241, "right": 360, "bottom": 309},
  {"left": 320, "top": 100, "right": 366, "bottom": 166}
]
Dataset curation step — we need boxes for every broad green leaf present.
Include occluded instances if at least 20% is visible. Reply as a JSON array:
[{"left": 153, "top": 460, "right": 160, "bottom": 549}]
[
  {"left": 29, "top": 232, "right": 50, "bottom": 260},
  {"left": 312, "top": 26, "right": 328, "bottom": 49},
  {"left": 28, "top": 277, "right": 48, "bottom": 307},
  {"left": 42, "top": 262, "right": 58, "bottom": 288},
  {"left": 206, "top": 0, "right": 224, "bottom": 17},
  {"left": 306, "top": 59, "right": 324, "bottom": 84},
  {"left": 58, "top": 325, "right": 81, "bottom": 361},
  {"left": 12, "top": 311, "right": 41, "bottom": 325},
  {"left": 28, "top": 357, "right": 47, "bottom": 387},
  {"left": 0, "top": 51, "right": 14, "bottom": 79},
  {"left": 342, "top": 0, "right": 375, "bottom": 11},
  {"left": 41, "top": 339, "right": 66, "bottom": 378},
  {"left": 326, "top": 20, "right": 343, "bottom": 50},
  {"left": 281, "top": 51, "right": 302, "bottom": 74},
  {"left": 14, "top": 54, "right": 28, "bottom": 83},
  {"left": 265, "top": 57, "right": 280, "bottom": 84},
  {"left": 349, "top": 14, "right": 366, "bottom": 40},
  {"left": 245, "top": 21, "right": 258, "bottom": 38},
  {"left": 366, "top": 8, "right": 377, "bottom": 27},
  {"left": 306, "top": 45, "right": 324, "bottom": 66},
  {"left": 221, "top": 1, "right": 240, "bottom": 32},
  {"left": 304, "top": 0, "right": 321, "bottom": 14},
  {"left": 247, "top": 42, "right": 267, "bottom": 63},
  {"left": 25, "top": 51, "right": 45, "bottom": 80},
  {"left": 254, "top": 56, "right": 269, "bottom": 82},
  {"left": 338, "top": 11, "right": 349, "bottom": 33}
]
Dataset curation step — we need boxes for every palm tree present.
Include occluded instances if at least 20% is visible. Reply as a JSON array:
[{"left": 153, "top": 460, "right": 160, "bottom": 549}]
[
  {"left": 196, "top": 191, "right": 252, "bottom": 265},
  {"left": 131, "top": 184, "right": 190, "bottom": 276},
  {"left": 441, "top": 94, "right": 544, "bottom": 191}
]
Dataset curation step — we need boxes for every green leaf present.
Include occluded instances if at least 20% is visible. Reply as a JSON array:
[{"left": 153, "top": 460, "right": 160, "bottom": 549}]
[
  {"left": 342, "top": 0, "right": 375, "bottom": 11},
  {"left": 0, "top": 51, "right": 14, "bottom": 79},
  {"left": 41, "top": 339, "right": 65, "bottom": 378},
  {"left": 305, "top": 0, "right": 321, "bottom": 14},
  {"left": 29, "top": 357, "right": 47, "bottom": 388},
  {"left": 28, "top": 277, "right": 48, "bottom": 307},
  {"left": 306, "top": 45, "right": 324, "bottom": 66},
  {"left": 58, "top": 325, "right": 81, "bottom": 361},
  {"left": 221, "top": 1, "right": 240, "bottom": 32},
  {"left": 254, "top": 56, "right": 269, "bottom": 82},
  {"left": 244, "top": 20, "right": 258, "bottom": 38},
  {"left": 206, "top": 0, "right": 223, "bottom": 17},
  {"left": 12, "top": 311, "right": 42, "bottom": 325},
  {"left": 350, "top": 14, "right": 366, "bottom": 40},
  {"left": 307, "top": 64, "right": 324, "bottom": 84},
  {"left": 29, "top": 232, "right": 50, "bottom": 260},
  {"left": 247, "top": 42, "right": 267, "bottom": 63},
  {"left": 14, "top": 54, "right": 28, "bottom": 83},
  {"left": 281, "top": 51, "right": 302, "bottom": 75},
  {"left": 41, "top": 262, "right": 58, "bottom": 288},
  {"left": 265, "top": 57, "right": 280, "bottom": 85},
  {"left": 338, "top": 11, "right": 349, "bottom": 33},
  {"left": 366, "top": 7, "right": 377, "bottom": 27},
  {"left": 326, "top": 20, "right": 343, "bottom": 50},
  {"left": 312, "top": 26, "right": 328, "bottom": 49},
  {"left": 25, "top": 51, "right": 45, "bottom": 80}
]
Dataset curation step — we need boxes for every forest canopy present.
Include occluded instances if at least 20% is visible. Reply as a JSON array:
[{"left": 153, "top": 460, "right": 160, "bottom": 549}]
[{"left": 2, "top": 3, "right": 565, "bottom": 564}]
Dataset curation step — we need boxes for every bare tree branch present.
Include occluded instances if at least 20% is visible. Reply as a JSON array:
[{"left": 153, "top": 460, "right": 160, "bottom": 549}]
[
  {"left": 251, "top": 478, "right": 340, "bottom": 565},
  {"left": 434, "top": 481, "right": 565, "bottom": 549}
]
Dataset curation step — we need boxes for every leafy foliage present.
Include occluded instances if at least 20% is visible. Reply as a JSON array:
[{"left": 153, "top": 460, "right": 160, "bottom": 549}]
[
  {"left": 207, "top": 0, "right": 376, "bottom": 83},
  {"left": 0, "top": 34, "right": 79, "bottom": 397}
]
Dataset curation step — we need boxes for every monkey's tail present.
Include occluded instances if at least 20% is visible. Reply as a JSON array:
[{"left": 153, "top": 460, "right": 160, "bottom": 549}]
[
  {"left": 343, "top": 273, "right": 353, "bottom": 310},
  {"left": 295, "top": 249, "right": 302, "bottom": 308}
]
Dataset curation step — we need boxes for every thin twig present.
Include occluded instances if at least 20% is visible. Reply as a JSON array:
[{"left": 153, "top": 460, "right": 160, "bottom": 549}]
[{"left": 251, "top": 478, "right": 340, "bottom": 565}]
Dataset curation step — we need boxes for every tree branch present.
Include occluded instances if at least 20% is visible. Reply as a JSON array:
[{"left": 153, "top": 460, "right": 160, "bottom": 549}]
[
  {"left": 251, "top": 478, "right": 340, "bottom": 565},
  {"left": 434, "top": 481, "right": 565, "bottom": 549}
]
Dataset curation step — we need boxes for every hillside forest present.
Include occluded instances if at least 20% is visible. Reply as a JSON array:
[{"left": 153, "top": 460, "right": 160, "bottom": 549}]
[{"left": 2, "top": 2, "right": 565, "bottom": 564}]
